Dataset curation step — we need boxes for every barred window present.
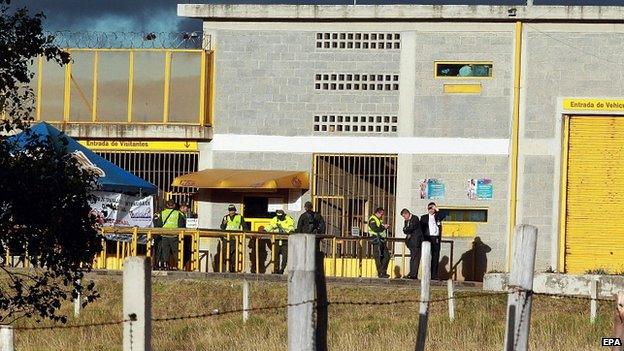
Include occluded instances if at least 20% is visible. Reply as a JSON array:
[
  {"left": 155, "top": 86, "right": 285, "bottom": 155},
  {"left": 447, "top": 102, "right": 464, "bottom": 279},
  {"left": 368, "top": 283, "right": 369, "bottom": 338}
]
[
  {"left": 316, "top": 32, "right": 401, "bottom": 50},
  {"left": 313, "top": 115, "right": 398, "bottom": 134},
  {"left": 314, "top": 73, "right": 399, "bottom": 91}
]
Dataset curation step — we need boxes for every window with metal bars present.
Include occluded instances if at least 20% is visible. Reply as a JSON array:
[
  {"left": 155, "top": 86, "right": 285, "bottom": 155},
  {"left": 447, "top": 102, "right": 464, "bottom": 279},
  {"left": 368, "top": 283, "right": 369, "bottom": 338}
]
[{"left": 96, "top": 151, "right": 198, "bottom": 206}]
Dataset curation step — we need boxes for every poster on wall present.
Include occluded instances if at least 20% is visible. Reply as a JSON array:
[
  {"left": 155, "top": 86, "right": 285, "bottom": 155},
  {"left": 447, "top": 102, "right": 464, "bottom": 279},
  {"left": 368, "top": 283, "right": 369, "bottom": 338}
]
[
  {"left": 467, "top": 178, "right": 493, "bottom": 200},
  {"left": 420, "top": 179, "right": 445, "bottom": 199},
  {"left": 90, "top": 191, "right": 154, "bottom": 227}
]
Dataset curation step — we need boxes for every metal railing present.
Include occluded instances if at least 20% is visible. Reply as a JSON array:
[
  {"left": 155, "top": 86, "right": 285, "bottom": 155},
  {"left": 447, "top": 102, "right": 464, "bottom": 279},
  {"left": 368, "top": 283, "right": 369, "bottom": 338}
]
[{"left": 97, "top": 228, "right": 455, "bottom": 279}]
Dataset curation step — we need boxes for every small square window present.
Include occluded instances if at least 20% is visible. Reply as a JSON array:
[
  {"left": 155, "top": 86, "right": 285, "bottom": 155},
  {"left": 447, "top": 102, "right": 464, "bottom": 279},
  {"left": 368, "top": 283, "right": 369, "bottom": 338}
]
[
  {"left": 353, "top": 126, "right": 358, "bottom": 132},
  {"left": 394, "top": 42, "right": 400, "bottom": 49},
  {"left": 338, "top": 84, "right": 344, "bottom": 90},
  {"left": 354, "top": 84, "right": 360, "bottom": 90},
  {"left": 394, "top": 34, "right": 400, "bottom": 40},
  {"left": 338, "top": 74, "right": 345, "bottom": 80},
  {"left": 385, "top": 75, "right": 391, "bottom": 81},
  {"left": 322, "top": 125, "right": 327, "bottom": 131},
  {"left": 392, "top": 116, "right": 398, "bottom": 123},
  {"left": 317, "top": 33, "right": 323, "bottom": 39},
  {"left": 332, "top": 42, "right": 338, "bottom": 48},
  {"left": 363, "top": 42, "right": 369, "bottom": 49},
  {"left": 355, "top": 42, "right": 361, "bottom": 49},
  {"left": 345, "top": 116, "right": 351, "bottom": 122},
  {"left": 363, "top": 34, "right": 369, "bottom": 40},
  {"left": 369, "top": 126, "right": 374, "bottom": 132},
  {"left": 347, "top": 33, "right": 354, "bottom": 40},
  {"left": 354, "top": 74, "right": 360, "bottom": 81},
  {"left": 331, "top": 83, "right": 337, "bottom": 90},
  {"left": 323, "top": 74, "right": 329, "bottom": 80},
  {"left": 346, "top": 74, "right": 353, "bottom": 81},
  {"left": 393, "top": 84, "right": 399, "bottom": 90},
  {"left": 340, "top": 33, "right": 346, "bottom": 39},
  {"left": 315, "top": 83, "right": 321, "bottom": 89},
  {"left": 393, "top": 75, "right": 399, "bottom": 81},
  {"left": 324, "top": 42, "right": 330, "bottom": 48},
  {"left": 362, "top": 75, "right": 367, "bottom": 81},
  {"left": 391, "top": 126, "right": 397, "bottom": 132},
  {"left": 384, "top": 116, "right": 390, "bottom": 123},
  {"left": 370, "top": 75, "right": 376, "bottom": 81},
  {"left": 353, "top": 116, "right": 358, "bottom": 122},
  {"left": 346, "top": 84, "right": 352, "bottom": 89},
  {"left": 315, "top": 74, "right": 322, "bottom": 80},
  {"left": 316, "top": 42, "right": 322, "bottom": 48},
  {"left": 376, "top": 116, "right": 382, "bottom": 123},
  {"left": 337, "top": 116, "right": 343, "bottom": 122},
  {"left": 371, "top": 43, "right": 376, "bottom": 49},
  {"left": 384, "top": 126, "right": 389, "bottom": 132},
  {"left": 377, "top": 84, "right": 383, "bottom": 90},
  {"left": 385, "top": 84, "right": 391, "bottom": 90},
  {"left": 355, "top": 33, "right": 362, "bottom": 40},
  {"left": 369, "top": 116, "right": 374, "bottom": 122},
  {"left": 322, "top": 83, "right": 329, "bottom": 89},
  {"left": 332, "top": 33, "right": 338, "bottom": 39},
  {"left": 345, "top": 125, "right": 351, "bottom": 131},
  {"left": 376, "top": 126, "right": 381, "bottom": 132},
  {"left": 322, "top": 115, "right": 328, "bottom": 122},
  {"left": 339, "top": 42, "right": 346, "bottom": 48},
  {"left": 371, "top": 34, "right": 377, "bottom": 40},
  {"left": 379, "top": 43, "right": 385, "bottom": 49},
  {"left": 331, "top": 74, "right": 337, "bottom": 80},
  {"left": 386, "top": 42, "right": 392, "bottom": 48},
  {"left": 324, "top": 33, "right": 330, "bottom": 39},
  {"left": 379, "top": 33, "right": 385, "bottom": 40},
  {"left": 314, "top": 125, "right": 320, "bottom": 131},
  {"left": 377, "top": 75, "right": 383, "bottom": 81},
  {"left": 314, "top": 116, "right": 320, "bottom": 122},
  {"left": 337, "top": 125, "right": 343, "bottom": 131},
  {"left": 369, "top": 84, "right": 375, "bottom": 90},
  {"left": 347, "top": 42, "right": 353, "bottom": 49},
  {"left": 329, "top": 115, "right": 335, "bottom": 122},
  {"left": 362, "top": 84, "right": 367, "bottom": 90}
]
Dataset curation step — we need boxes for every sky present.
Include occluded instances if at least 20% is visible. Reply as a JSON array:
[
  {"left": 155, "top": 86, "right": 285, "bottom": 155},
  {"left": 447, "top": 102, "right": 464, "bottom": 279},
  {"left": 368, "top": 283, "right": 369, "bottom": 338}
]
[{"left": 13, "top": 0, "right": 624, "bottom": 33}]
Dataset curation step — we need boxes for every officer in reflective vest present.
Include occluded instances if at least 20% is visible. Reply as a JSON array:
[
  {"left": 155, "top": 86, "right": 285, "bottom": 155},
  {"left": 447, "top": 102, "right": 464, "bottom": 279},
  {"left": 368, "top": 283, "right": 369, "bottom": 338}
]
[
  {"left": 219, "top": 204, "right": 247, "bottom": 272},
  {"left": 158, "top": 200, "right": 185, "bottom": 270},
  {"left": 368, "top": 207, "right": 391, "bottom": 278},
  {"left": 265, "top": 209, "right": 295, "bottom": 274}
]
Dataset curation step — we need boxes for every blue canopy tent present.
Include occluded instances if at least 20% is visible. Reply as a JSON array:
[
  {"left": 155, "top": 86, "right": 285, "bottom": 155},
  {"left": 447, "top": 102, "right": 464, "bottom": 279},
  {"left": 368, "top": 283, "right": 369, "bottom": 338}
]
[{"left": 6, "top": 122, "right": 158, "bottom": 195}]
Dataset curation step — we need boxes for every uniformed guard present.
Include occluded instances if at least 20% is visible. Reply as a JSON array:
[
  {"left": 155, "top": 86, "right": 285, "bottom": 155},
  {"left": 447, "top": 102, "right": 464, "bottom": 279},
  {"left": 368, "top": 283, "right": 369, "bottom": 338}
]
[
  {"left": 158, "top": 200, "right": 185, "bottom": 270},
  {"left": 265, "top": 209, "right": 295, "bottom": 274},
  {"left": 368, "top": 207, "right": 391, "bottom": 278},
  {"left": 219, "top": 204, "right": 247, "bottom": 272}
]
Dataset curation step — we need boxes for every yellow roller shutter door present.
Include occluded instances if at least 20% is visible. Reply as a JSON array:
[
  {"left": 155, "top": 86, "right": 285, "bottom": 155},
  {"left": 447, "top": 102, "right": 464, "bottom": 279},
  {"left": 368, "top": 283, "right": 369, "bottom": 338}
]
[{"left": 565, "top": 116, "right": 624, "bottom": 273}]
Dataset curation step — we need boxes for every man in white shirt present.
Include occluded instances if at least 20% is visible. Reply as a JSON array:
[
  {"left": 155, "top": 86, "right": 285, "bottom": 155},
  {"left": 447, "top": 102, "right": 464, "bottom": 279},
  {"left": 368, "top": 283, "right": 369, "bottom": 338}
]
[{"left": 419, "top": 202, "right": 447, "bottom": 280}]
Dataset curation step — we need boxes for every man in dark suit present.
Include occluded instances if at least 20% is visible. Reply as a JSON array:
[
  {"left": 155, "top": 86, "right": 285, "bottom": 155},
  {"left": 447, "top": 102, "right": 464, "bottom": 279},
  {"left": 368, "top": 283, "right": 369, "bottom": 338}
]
[
  {"left": 420, "top": 202, "right": 446, "bottom": 280},
  {"left": 401, "top": 208, "right": 423, "bottom": 279}
]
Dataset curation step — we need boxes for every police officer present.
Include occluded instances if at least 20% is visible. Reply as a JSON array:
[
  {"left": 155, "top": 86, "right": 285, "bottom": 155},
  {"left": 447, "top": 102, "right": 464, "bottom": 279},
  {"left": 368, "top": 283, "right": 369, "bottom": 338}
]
[
  {"left": 158, "top": 200, "right": 185, "bottom": 270},
  {"left": 219, "top": 204, "right": 247, "bottom": 272},
  {"left": 265, "top": 209, "right": 295, "bottom": 274},
  {"left": 368, "top": 207, "right": 391, "bottom": 278}
]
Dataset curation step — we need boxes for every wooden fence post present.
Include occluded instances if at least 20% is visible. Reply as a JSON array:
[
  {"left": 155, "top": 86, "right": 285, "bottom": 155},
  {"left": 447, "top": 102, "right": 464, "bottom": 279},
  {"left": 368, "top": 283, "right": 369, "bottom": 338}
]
[
  {"left": 614, "top": 292, "right": 624, "bottom": 351},
  {"left": 590, "top": 280, "right": 599, "bottom": 324},
  {"left": 287, "top": 234, "right": 316, "bottom": 351},
  {"left": 504, "top": 225, "right": 537, "bottom": 351},
  {"left": 415, "top": 241, "right": 431, "bottom": 351},
  {"left": 123, "top": 256, "right": 152, "bottom": 351},
  {"left": 447, "top": 279, "right": 455, "bottom": 322},
  {"left": 243, "top": 280, "right": 250, "bottom": 323},
  {"left": 0, "top": 326, "right": 13, "bottom": 351}
]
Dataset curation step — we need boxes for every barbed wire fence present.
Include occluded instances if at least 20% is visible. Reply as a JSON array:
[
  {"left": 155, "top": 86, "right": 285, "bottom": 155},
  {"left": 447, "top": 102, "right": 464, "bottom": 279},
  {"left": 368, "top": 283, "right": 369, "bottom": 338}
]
[
  {"left": 44, "top": 31, "right": 211, "bottom": 50},
  {"left": 3, "top": 229, "right": 624, "bottom": 351}
]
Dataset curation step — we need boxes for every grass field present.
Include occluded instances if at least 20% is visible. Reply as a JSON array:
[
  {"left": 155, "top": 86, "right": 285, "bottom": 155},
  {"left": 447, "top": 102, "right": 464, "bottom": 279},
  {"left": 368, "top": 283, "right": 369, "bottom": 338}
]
[{"left": 12, "top": 277, "right": 615, "bottom": 350}]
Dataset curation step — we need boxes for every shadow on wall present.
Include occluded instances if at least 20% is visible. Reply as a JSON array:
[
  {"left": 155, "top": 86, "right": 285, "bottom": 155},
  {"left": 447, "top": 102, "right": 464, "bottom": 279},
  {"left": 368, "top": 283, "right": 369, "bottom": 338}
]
[{"left": 441, "top": 236, "right": 492, "bottom": 282}]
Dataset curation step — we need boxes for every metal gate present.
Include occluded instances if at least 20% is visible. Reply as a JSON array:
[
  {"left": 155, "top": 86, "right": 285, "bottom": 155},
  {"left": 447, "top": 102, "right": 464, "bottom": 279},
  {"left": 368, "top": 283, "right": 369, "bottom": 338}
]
[{"left": 313, "top": 154, "right": 398, "bottom": 239}]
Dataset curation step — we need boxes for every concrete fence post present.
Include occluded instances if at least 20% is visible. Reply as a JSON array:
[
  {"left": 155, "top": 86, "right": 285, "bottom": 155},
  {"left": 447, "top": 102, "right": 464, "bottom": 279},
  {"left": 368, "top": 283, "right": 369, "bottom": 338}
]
[
  {"left": 447, "top": 279, "right": 455, "bottom": 322},
  {"left": 504, "top": 225, "right": 538, "bottom": 351},
  {"left": 614, "top": 292, "right": 624, "bottom": 351},
  {"left": 243, "top": 280, "right": 250, "bottom": 323},
  {"left": 590, "top": 279, "right": 599, "bottom": 324},
  {"left": 74, "top": 279, "right": 81, "bottom": 318},
  {"left": 287, "top": 234, "right": 316, "bottom": 351},
  {"left": 0, "top": 326, "right": 13, "bottom": 351},
  {"left": 123, "top": 256, "right": 152, "bottom": 351},
  {"left": 415, "top": 241, "right": 431, "bottom": 351}
]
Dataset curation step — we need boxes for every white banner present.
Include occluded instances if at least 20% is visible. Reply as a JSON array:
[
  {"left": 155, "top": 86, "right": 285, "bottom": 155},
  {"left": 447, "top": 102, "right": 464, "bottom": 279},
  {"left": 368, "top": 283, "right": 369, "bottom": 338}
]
[{"left": 90, "top": 191, "right": 154, "bottom": 228}]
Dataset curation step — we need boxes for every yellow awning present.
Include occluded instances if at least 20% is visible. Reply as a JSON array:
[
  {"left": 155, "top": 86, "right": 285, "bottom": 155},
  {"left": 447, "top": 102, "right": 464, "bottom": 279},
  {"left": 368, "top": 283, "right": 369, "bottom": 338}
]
[{"left": 172, "top": 169, "right": 309, "bottom": 189}]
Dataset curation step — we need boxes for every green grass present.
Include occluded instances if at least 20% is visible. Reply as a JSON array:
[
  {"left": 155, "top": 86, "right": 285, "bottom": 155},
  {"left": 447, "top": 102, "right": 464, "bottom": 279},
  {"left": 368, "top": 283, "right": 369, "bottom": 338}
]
[{"left": 12, "top": 277, "right": 614, "bottom": 350}]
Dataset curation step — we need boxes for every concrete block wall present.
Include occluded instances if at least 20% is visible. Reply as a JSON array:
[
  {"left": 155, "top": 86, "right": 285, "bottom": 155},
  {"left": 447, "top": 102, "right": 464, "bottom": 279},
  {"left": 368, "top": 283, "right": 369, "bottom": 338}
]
[
  {"left": 413, "top": 30, "right": 514, "bottom": 138},
  {"left": 214, "top": 29, "right": 400, "bottom": 136}
]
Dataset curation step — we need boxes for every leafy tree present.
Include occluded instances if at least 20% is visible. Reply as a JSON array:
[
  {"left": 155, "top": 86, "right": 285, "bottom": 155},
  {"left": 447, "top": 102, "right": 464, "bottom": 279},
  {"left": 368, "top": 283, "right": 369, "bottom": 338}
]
[{"left": 0, "top": 0, "right": 101, "bottom": 324}]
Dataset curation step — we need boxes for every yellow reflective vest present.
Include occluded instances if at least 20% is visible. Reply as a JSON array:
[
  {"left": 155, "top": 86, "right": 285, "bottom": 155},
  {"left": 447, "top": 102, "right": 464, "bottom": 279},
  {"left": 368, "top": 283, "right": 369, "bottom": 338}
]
[
  {"left": 266, "top": 215, "right": 295, "bottom": 234},
  {"left": 368, "top": 214, "right": 387, "bottom": 238}
]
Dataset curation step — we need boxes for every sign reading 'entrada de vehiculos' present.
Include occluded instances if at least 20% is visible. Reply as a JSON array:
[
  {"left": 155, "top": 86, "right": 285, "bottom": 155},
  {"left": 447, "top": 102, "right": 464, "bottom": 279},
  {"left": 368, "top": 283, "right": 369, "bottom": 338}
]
[{"left": 564, "top": 98, "right": 624, "bottom": 111}]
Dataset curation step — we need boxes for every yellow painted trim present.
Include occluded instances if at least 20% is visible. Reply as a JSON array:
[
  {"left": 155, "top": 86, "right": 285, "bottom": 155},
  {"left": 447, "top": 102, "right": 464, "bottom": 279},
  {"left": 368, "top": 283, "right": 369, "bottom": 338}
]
[
  {"left": 506, "top": 21, "right": 523, "bottom": 271},
  {"left": 36, "top": 56, "right": 43, "bottom": 121},
  {"left": 69, "top": 48, "right": 203, "bottom": 53},
  {"left": 442, "top": 222, "right": 478, "bottom": 237},
  {"left": 127, "top": 51, "right": 134, "bottom": 123},
  {"left": 443, "top": 83, "right": 481, "bottom": 94},
  {"left": 209, "top": 50, "right": 216, "bottom": 127},
  {"left": 78, "top": 139, "right": 199, "bottom": 152},
  {"left": 163, "top": 51, "right": 172, "bottom": 123},
  {"left": 434, "top": 61, "right": 494, "bottom": 79},
  {"left": 558, "top": 116, "right": 570, "bottom": 272},
  {"left": 92, "top": 51, "right": 98, "bottom": 122},
  {"left": 63, "top": 51, "right": 72, "bottom": 122},
  {"left": 199, "top": 50, "right": 206, "bottom": 125}
]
